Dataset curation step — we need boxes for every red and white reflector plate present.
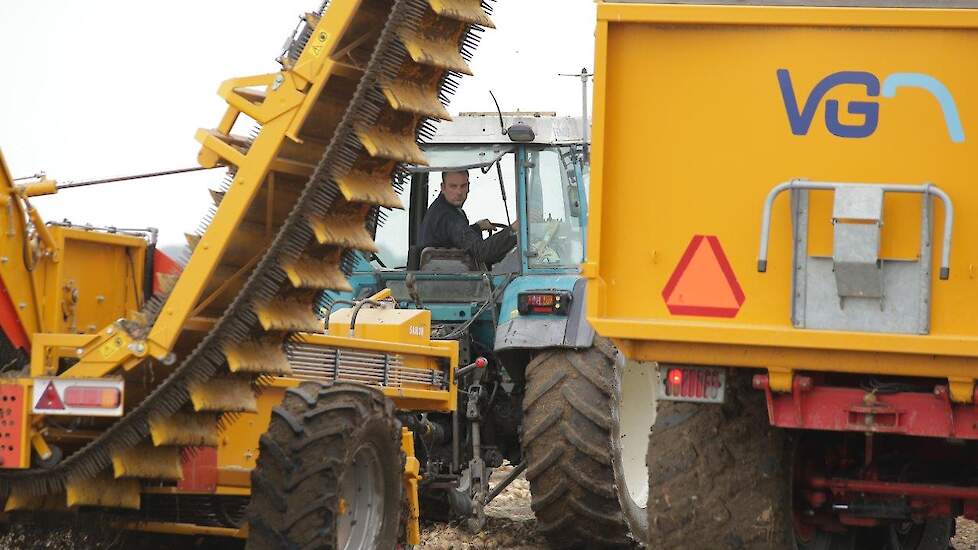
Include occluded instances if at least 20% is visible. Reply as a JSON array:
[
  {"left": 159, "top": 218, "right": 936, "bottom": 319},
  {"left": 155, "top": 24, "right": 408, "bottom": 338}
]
[
  {"left": 657, "top": 365, "right": 725, "bottom": 404},
  {"left": 31, "top": 377, "right": 124, "bottom": 417}
]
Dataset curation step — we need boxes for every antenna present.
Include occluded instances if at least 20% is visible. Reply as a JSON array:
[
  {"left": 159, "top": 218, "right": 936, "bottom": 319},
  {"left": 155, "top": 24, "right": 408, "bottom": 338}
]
[
  {"left": 558, "top": 67, "right": 594, "bottom": 162},
  {"left": 488, "top": 90, "right": 507, "bottom": 135}
]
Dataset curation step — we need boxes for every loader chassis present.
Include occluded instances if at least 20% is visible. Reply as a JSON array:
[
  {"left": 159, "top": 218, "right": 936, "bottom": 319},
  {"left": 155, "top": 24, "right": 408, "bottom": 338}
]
[
  {"left": 589, "top": 1, "right": 978, "bottom": 547},
  {"left": 0, "top": 0, "right": 494, "bottom": 546}
]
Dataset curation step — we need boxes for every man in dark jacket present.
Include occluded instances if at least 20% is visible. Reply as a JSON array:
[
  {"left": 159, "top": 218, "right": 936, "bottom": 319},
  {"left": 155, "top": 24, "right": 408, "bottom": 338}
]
[{"left": 418, "top": 170, "right": 517, "bottom": 267}]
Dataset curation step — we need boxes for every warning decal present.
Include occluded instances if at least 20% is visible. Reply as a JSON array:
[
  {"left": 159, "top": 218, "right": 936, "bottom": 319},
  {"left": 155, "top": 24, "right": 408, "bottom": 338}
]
[{"left": 661, "top": 235, "right": 745, "bottom": 318}]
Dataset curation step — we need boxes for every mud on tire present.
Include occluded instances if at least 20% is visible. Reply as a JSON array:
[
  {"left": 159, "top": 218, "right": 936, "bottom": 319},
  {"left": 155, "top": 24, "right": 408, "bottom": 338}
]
[
  {"left": 522, "top": 338, "right": 634, "bottom": 548},
  {"left": 246, "top": 382, "right": 403, "bottom": 550},
  {"left": 646, "top": 371, "right": 791, "bottom": 550}
]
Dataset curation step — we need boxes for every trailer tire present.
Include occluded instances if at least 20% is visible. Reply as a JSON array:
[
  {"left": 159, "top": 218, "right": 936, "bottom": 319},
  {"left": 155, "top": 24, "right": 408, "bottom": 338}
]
[
  {"left": 246, "top": 382, "right": 403, "bottom": 550},
  {"left": 646, "top": 371, "right": 792, "bottom": 549},
  {"left": 522, "top": 338, "right": 635, "bottom": 548}
]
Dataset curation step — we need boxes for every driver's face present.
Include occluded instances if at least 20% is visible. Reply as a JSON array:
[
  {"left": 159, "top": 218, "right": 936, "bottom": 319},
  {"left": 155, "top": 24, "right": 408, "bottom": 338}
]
[{"left": 441, "top": 172, "right": 470, "bottom": 207}]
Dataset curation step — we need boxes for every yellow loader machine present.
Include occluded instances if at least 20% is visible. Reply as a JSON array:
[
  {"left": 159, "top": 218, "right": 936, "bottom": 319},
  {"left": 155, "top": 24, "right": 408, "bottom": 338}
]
[
  {"left": 589, "top": 1, "right": 978, "bottom": 548},
  {"left": 0, "top": 0, "right": 496, "bottom": 547}
]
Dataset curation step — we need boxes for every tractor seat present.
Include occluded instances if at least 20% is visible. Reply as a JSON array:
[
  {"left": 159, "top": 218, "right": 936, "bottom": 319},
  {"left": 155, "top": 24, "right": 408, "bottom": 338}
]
[{"left": 418, "top": 247, "right": 486, "bottom": 273}]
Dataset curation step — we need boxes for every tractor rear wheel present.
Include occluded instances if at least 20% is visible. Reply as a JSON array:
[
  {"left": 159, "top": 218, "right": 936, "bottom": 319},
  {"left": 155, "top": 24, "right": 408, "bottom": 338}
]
[
  {"left": 246, "top": 382, "right": 403, "bottom": 550},
  {"left": 646, "top": 371, "right": 793, "bottom": 549},
  {"left": 522, "top": 339, "right": 636, "bottom": 548}
]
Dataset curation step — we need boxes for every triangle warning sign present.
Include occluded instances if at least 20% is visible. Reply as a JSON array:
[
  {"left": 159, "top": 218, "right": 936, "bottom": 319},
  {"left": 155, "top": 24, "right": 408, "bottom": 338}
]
[{"left": 661, "top": 235, "right": 745, "bottom": 318}]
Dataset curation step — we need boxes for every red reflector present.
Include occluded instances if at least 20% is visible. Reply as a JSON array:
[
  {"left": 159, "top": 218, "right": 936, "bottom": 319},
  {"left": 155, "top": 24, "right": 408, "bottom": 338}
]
[
  {"left": 35, "top": 382, "right": 65, "bottom": 410},
  {"left": 64, "top": 387, "right": 121, "bottom": 409},
  {"left": 669, "top": 368, "right": 682, "bottom": 385}
]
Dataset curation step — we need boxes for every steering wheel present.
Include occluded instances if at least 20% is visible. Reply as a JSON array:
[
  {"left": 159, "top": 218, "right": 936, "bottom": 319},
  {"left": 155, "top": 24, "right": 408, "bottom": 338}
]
[{"left": 482, "top": 222, "right": 510, "bottom": 234}]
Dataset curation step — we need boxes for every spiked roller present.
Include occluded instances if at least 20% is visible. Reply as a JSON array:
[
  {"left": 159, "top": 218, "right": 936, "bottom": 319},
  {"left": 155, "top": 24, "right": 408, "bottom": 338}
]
[
  {"left": 380, "top": 81, "right": 452, "bottom": 120},
  {"left": 308, "top": 212, "right": 378, "bottom": 251},
  {"left": 428, "top": 0, "right": 495, "bottom": 27},
  {"left": 112, "top": 443, "right": 183, "bottom": 480},
  {"left": 398, "top": 31, "right": 473, "bottom": 75},
  {"left": 337, "top": 168, "right": 404, "bottom": 208},
  {"left": 256, "top": 297, "right": 323, "bottom": 332},
  {"left": 149, "top": 413, "right": 220, "bottom": 447},
  {"left": 226, "top": 340, "right": 292, "bottom": 375},
  {"left": 67, "top": 475, "right": 140, "bottom": 510},
  {"left": 282, "top": 256, "right": 353, "bottom": 292},
  {"left": 355, "top": 126, "right": 429, "bottom": 165},
  {"left": 189, "top": 378, "right": 257, "bottom": 413},
  {"left": 4, "top": 491, "right": 64, "bottom": 512}
]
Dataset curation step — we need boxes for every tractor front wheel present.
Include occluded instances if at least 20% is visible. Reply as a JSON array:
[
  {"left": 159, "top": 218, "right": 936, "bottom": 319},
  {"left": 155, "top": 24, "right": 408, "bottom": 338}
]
[
  {"left": 246, "top": 382, "right": 404, "bottom": 550},
  {"left": 522, "top": 339, "right": 637, "bottom": 548}
]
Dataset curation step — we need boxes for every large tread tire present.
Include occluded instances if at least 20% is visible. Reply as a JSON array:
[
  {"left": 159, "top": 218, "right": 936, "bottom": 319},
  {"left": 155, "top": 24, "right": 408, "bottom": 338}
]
[
  {"left": 246, "top": 382, "right": 403, "bottom": 550},
  {"left": 646, "top": 372, "right": 792, "bottom": 550},
  {"left": 522, "top": 339, "right": 634, "bottom": 548}
]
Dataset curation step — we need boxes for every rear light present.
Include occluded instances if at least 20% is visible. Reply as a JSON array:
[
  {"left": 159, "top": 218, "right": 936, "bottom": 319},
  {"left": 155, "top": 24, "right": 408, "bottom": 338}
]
[
  {"left": 32, "top": 378, "right": 124, "bottom": 417},
  {"left": 658, "top": 365, "right": 725, "bottom": 403},
  {"left": 517, "top": 291, "right": 572, "bottom": 315},
  {"left": 64, "top": 386, "right": 121, "bottom": 409}
]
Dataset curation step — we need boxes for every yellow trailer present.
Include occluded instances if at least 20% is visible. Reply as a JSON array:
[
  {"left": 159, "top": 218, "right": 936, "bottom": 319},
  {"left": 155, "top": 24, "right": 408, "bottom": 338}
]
[{"left": 589, "top": 1, "right": 978, "bottom": 548}]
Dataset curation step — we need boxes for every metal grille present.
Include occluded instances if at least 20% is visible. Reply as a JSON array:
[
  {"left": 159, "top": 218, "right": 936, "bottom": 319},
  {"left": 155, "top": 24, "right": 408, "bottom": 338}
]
[{"left": 286, "top": 342, "right": 448, "bottom": 389}]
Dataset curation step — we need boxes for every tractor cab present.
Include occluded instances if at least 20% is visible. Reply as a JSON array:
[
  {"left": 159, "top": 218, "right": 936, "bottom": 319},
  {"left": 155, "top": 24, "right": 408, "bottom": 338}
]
[{"left": 334, "top": 111, "right": 592, "bottom": 377}]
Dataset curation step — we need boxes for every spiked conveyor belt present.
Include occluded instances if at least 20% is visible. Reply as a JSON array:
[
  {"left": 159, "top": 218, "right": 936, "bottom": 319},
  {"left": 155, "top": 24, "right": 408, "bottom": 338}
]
[{"left": 0, "top": 0, "right": 493, "bottom": 506}]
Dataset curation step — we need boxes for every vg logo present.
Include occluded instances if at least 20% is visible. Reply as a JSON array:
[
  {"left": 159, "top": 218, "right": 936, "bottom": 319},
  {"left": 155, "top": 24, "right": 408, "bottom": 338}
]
[{"left": 777, "top": 69, "right": 965, "bottom": 143}]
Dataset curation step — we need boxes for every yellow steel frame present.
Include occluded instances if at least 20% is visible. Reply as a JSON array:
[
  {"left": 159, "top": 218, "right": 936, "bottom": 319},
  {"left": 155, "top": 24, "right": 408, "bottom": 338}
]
[
  {"left": 52, "top": 1, "right": 366, "bottom": 379},
  {"left": 588, "top": 3, "right": 978, "bottom": 401}
]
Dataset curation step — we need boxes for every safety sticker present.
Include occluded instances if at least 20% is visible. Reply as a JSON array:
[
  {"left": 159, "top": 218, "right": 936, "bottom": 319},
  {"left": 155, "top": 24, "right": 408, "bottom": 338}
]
[{"left": 661, "top": 235, "right": 745, "bottom": 318}]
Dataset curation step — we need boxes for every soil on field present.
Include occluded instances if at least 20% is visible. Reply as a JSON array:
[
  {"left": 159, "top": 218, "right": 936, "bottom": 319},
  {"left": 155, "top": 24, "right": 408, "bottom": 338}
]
[
  {"left": 3, "top": 469, "right": 976, "bottom": 549},
  {"left": 956, "top": 519, "right": 978, "bottom": 549},
  {"left": 419, "top": 464, "right": 546, "bottom": 549}
]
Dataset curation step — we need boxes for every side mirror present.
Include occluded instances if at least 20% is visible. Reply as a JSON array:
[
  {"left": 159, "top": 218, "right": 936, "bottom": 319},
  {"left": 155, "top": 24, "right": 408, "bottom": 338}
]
[{"left": 567, "top": 183, "right": 581, "bottom": 218}]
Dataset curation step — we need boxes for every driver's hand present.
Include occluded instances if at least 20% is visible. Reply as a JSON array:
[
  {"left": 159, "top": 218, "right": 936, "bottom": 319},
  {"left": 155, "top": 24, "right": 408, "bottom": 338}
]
[
  {"left": 475, "top": 219, "right": 494, "bottom": 231},
  {"left": 510, "top": 219, "right": 520, "bottom": 232}
]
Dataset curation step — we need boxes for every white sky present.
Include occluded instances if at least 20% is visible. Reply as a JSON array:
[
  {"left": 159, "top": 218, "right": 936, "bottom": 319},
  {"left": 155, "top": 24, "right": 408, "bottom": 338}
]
[{"left": 0, "top": 1, "right": 596, "bottom": 248}]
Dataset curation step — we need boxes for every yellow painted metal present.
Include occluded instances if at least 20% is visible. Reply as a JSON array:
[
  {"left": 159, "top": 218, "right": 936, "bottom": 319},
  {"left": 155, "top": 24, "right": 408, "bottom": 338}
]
[
  {"left": 0, "top": 152, "right": 146, "bottom": 345},
  {"left": 111, "top": 443, "right": 183, "bottom": 480},
  {"left": 4, "top": 490, "right": 63, "bottom": 512},
  {"left": 189, "top": 378, "right": 258, "bottom": 413},
  {"left": 328, "top": 307, "right": 433, "bottom": 345},
  {"left": 122, "top": 521, "right": 244, "bottom": 539},
  {"left": 589, "top": 3, "right": 978, "bottom": 399},
  {"left": 149, "top": 413, "right": 220, "bottom": 447},
  {"left": 402, "top": 427, "right": 421, "bottom": 546},
  {"left": 66, "top": 475, "right": 140, "bottom": 509}
]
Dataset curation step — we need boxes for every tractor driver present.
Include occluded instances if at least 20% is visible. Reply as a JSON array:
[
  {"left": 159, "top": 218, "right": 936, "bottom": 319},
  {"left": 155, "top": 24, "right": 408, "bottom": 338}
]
[{"left": 418, "top": 170, "right": 517, "bottom": 267}]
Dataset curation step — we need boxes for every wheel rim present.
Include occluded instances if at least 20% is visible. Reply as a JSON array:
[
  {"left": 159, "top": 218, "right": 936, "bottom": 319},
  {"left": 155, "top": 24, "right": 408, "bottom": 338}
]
[
  {"left": 616, "top": 356, "right": 656, "bottom": 508},
  {"left": 337, "top": 444, "right": 385, "bottom": 550}
]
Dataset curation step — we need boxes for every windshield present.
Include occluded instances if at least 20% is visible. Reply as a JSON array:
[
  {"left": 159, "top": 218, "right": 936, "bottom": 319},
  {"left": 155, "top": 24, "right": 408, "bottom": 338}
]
[{"left": 525, "top": 146, "right": 585, "bottom": 269}]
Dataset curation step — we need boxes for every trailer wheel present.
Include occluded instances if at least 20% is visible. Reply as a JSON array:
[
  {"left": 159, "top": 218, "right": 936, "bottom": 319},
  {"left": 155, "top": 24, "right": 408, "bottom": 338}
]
[
  {"left": 522, "top": 338, "right": 635, "bottom": 548},
  {"left": 646, "top": 371, "right": 793, "bottom": 549},
  {"left": 246, "top": 382, "right": 403, "bottom": 550}
]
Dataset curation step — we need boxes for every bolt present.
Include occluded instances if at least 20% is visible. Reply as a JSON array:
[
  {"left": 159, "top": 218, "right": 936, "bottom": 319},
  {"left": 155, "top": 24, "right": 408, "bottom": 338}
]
[
  {"left": 96, "top": 295, "right": 105, "bottom": 303},
  {"left": 75, "top": 348, "right": 84, "bottom": 356},
  {"left": 272, "top": 74, "right": 285, "bottom": 90},
  {"left": 106, "top": 327, "right": 114, "bottom": 335},
  {"left": 0, "top": 257, "right": 7, "bottom": 263},
  {"left": 17, "top": 303, "right": 25, "bottom": 310},
  {"left": 128, "top": 342, "right": 146, "bottom": 354}
]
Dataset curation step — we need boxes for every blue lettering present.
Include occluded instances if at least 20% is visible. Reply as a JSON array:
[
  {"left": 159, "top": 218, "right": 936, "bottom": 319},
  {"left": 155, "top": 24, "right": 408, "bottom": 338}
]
[{"left": 777, "top": 69, "right": 880, "bottom": 138}]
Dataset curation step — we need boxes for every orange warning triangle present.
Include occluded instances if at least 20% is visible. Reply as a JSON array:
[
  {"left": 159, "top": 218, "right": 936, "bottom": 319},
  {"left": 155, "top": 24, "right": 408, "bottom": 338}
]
[{"left": 662, "top": 235, "right": 745, "bottom": 318}]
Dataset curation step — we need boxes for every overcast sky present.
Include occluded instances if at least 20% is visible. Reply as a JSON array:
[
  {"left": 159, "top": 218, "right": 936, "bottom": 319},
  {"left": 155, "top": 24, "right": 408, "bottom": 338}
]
[{"left": 0, "top": 1, "right": 596, "bottom": 247}]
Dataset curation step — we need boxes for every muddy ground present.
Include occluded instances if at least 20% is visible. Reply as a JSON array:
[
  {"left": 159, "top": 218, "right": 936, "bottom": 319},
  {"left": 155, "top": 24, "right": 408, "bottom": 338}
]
[{"left": 0, "top": 465, "right": 976, "bottom": 549}]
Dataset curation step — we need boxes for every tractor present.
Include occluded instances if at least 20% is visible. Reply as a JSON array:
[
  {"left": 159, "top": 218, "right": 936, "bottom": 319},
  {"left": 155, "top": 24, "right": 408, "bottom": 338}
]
[{"left": 328, "top": 111, "right": 646, "bottom": 547}]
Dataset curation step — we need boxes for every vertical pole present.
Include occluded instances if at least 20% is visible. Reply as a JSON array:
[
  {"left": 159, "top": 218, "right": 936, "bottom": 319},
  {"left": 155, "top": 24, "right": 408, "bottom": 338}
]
[
  {"left": 560, "top": 68, "right": 594, "bottom": 164},
  {"left": 580, "top": 67, "right": 590, "bottom": 160}
]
